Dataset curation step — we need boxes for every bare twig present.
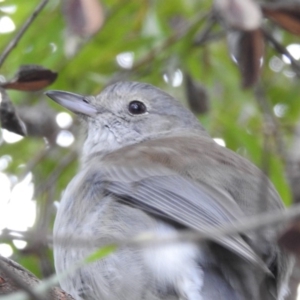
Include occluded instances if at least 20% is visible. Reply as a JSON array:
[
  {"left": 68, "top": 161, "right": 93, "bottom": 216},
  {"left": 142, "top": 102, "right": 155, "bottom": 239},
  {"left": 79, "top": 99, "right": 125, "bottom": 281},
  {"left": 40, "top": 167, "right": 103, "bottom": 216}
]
[
  {"left": 18, "top": 146, "right": 53, "bottom": 183},
  {"left": 193, "top": 14, "right": 218, "bottom": 46},
  {"left": 0, "top": 0, "right": 49, "bottom": 68},
  {"left": 35, "top": 185, "right": 56, "bottom": 277},
  {"left": 131, "top": 11, "right": 212, "bottom": 71},
  {"left": 108, "top": 10, "right": 212, "bottom": 84},
  {"left": 254, "top": 84, "right": 287, "bottom": 164},
  {"left": 262, "top": 27, "right": 300, "bottom": 77},
  {"left": 254, "top": 85, "right": 277, "bottom": 215},
  {"left": 34, "top": 149, "right": 78, "bottom": 198},
  {"left": 287, "top": 122, "right": 300, "bottom": 204},
  {"left": 3, "top": 201, "right": 300, "bottom": 250},
  {"left": 0, "top": 229, "right": 50, "bottom": 251},
  {"left": 51, "top": 202, "right": 300, "bottom": 250},
  {"left": 193, "top": 30, "right": 225, "bottom": 46}
]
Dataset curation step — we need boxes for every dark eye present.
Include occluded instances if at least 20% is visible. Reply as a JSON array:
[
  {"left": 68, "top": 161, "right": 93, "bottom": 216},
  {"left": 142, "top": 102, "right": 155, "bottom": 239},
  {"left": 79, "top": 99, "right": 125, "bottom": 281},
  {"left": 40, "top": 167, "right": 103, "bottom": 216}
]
[{"left": 128, "top": 101, "right": 147, "bottom": 115}]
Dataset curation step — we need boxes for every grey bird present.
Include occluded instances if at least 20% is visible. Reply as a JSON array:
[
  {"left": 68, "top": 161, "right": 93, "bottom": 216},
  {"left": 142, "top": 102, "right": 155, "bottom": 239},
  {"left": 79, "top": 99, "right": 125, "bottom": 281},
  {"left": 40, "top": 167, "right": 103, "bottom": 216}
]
[{"left": 46, "top": 81, "right": 293, "bottom": 300}]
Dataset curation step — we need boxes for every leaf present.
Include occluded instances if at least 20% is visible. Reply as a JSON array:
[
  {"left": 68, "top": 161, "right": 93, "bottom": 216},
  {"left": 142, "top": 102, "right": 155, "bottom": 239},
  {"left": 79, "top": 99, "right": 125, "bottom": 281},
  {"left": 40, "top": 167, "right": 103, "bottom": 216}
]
[
  {"left": 84, "top": 245, "right": 117, "bottom": 263},
  {"left": 63, "top": 0, "right": 105, "bottom": 37},
  {"left": 1, "top": 65, "right": 58, "bottom": 91},
  {"left": 184, "top": 74, "right": 209, "bottom": 114},
  {"left": 278, "top": 220, "right": 300, "bottom": 255},
  {"left": 214, "top": 0, "right": 262, "bottom": 30},
  {"left": 0, "top": 88, "right": 27, "bottom": 136},
  {"left": 262, "top": 4, "right": 300, "bottom": 36},
  {"left": 228, "top": 29, "right": 264, "bottom": 88}
]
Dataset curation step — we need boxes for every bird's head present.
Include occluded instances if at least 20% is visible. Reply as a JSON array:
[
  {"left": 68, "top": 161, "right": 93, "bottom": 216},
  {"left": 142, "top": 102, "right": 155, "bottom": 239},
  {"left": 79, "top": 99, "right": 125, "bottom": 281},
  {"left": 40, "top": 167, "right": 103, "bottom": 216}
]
[{"left": 46, "top": 81, "right": 206, "bottom": 163}]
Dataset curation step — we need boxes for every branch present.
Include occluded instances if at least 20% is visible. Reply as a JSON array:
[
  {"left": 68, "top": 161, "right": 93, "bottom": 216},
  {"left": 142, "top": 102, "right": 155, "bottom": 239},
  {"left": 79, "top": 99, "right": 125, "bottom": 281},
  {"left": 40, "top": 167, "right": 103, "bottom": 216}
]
[
  {"left": 0, "top": 0, "right": 49, "bottom": 68},
  {"left": 254, "top": 84, "right": 287, "bottom": 164},
  {"left": 18, "top": 146, "right": 53, "bottom": 183},
  {"left": 193, "top": 14, "right": 218, "bottom": 46},
  {"left": 0, "top": 256, "right": 74, "bottom": 300},
  {"left": 0, "top": 258, "right": 41, "bottom": 300},
  {"left": 3, "top": 201, "right": 300, "bottom": 251},
  {"left": 130, "top": 11, "right": 212, "bottom": 72},
  {"left": 262, "top": 27, "right": 300, "bottom": 77},
  {"left": 1, "top": 200, "right": 299, "bottom": 300},
  {"left": 2, "top": 201, "right": 300, "bottom": 300},
  {"left": 34, "top": 149, "right": 78, "bottom": 198},
  {"left": 51, "top": 202, "right": 300, "bottom": 251},
  {"left": 106, "top": 11, "right": 212, "bottom": 84}
]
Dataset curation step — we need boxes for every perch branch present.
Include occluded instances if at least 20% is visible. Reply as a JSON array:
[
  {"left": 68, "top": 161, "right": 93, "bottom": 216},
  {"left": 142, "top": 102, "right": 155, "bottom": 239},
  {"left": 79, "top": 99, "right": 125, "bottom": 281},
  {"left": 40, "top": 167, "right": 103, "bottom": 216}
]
[{"left": 0, "top": 259, "right": 42, "bottom": 300}]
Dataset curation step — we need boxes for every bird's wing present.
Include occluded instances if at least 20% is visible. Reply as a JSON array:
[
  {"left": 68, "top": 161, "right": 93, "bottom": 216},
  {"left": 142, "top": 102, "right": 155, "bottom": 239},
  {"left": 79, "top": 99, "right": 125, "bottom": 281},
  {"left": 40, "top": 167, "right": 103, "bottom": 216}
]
[{"left": 87, "top": 163, "right": 269, "bottom": 273}]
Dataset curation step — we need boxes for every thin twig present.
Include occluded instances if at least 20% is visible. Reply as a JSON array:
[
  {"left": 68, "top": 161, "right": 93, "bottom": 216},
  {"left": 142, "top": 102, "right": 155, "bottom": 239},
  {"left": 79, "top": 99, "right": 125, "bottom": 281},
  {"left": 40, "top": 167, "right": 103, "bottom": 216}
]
[
  {"left": 3, "top": 201, "right": 300, "bottom": 250},
  {"left": 18, "top": 146, "right": 53, "bottom": 183},
  {"left": 131, "top": 11, "right": 212, "bottom": 71},
  {"left": 262, "top": 27, "right": 300, "bottom": 76},
  {"left": 0, "top": 0, "right": 49, "bottom": 68},
  {"left": 193, "top": 14, "right": 218, "bottom": 46},
  {"left": 52, "top": 202, "right": 300, "bottom": 250},
  {"left": 0, "top": 229, "right": 49, "bottom": 251},
  {"left": 109, "top": 10, "right": 212, "bottom": 84},
  {"left": 254, "top": 85, "right": 277, "bottom": 215},
  {"left": 254, "top": 84, "right": 287, "bottom": 164},
  {"left": 193, "top": 30, "right": 225, "bottom": 46},
  {"left": 34, "top": 149, "right": 78, "bottom": 198},
  {"left": 36, "top": 185, "right": 56, "bottom": 277}
]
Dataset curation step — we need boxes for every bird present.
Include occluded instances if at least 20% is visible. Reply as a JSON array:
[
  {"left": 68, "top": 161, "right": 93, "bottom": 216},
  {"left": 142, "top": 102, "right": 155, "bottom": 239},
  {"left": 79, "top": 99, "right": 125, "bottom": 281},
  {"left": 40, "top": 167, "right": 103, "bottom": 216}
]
[{"left": 46, "top": 81, "right": 293, "bottom": 300}]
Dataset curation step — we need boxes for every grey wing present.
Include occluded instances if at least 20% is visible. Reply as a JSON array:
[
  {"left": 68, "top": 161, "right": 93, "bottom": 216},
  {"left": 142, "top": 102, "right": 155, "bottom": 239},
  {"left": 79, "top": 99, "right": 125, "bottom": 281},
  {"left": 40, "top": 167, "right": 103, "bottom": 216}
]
[{"left": 90, "top": 164, "right": 270, "bottom": 273}]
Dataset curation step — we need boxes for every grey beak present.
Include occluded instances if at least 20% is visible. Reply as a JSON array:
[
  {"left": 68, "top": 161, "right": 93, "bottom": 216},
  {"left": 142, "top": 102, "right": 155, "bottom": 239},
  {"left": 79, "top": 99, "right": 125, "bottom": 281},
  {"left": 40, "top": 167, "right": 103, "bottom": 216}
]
[{"left": 45, "top": 90, "right": 97, "bottom": 117}]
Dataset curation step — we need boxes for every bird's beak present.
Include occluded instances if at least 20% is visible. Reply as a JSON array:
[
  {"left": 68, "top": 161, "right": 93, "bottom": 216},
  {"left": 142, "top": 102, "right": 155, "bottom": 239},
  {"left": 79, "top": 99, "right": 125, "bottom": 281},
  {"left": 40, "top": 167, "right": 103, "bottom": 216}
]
[{"left": 45, "top": 90, "right": 97, "bottom": 117}]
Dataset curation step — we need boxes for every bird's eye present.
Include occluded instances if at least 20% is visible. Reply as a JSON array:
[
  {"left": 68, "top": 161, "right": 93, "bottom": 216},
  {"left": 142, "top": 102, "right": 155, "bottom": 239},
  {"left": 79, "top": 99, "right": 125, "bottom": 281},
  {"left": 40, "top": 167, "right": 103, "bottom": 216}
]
[{"left": 128, "top": 101, "right": 147, "bottom": 115}]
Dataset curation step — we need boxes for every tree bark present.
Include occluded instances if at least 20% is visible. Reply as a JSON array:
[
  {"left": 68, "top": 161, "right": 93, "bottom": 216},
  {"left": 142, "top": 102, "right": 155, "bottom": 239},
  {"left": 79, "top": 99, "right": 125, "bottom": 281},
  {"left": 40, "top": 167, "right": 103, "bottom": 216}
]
[{"left": 0, "top": 256, "right": 75, "bottom": 300}]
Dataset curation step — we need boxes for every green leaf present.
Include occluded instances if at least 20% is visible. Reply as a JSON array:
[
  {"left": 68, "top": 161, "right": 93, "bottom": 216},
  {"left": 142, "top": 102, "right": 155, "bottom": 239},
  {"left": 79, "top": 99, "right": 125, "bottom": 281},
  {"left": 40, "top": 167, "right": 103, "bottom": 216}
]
[{"left": 84, "top": 244, "right": 117, "bottom": 264}]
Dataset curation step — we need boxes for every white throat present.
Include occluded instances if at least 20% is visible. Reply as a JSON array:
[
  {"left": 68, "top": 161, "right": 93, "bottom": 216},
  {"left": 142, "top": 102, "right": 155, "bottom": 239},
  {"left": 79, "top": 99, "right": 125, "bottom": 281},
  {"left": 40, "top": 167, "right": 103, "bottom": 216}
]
[{"left": 81, "top": 123, "right": 121, "bottom": 167}]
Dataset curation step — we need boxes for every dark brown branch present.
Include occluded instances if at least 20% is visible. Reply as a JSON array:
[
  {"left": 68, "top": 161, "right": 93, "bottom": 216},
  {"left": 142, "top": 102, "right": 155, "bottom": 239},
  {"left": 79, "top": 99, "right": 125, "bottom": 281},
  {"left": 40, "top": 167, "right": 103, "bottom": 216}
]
[
  {"left": 0, "top": 257, "right": 42, "bottom": 300},
  {"left": 0, "top": 256, "right": 75, "bottom": 299},
  {"left": 0, "top": 0, "right": 49, "bottom": 68}
]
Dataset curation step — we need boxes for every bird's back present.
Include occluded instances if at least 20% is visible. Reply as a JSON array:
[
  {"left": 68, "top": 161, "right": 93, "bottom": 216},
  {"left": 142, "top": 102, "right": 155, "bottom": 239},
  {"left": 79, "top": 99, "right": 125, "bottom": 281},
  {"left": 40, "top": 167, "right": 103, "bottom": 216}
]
[{"left": 54, "top": 132, "right": 291, "bottom": 300}]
